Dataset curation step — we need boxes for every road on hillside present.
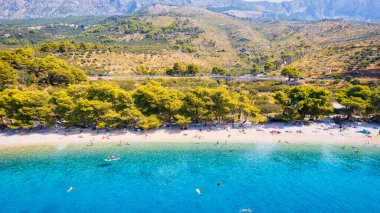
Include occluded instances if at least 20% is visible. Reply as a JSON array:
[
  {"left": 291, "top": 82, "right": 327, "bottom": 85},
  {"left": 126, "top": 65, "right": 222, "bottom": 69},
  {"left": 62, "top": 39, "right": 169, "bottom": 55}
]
[{"left": 89, "top": 75, "right": 335, "bottom": 81}]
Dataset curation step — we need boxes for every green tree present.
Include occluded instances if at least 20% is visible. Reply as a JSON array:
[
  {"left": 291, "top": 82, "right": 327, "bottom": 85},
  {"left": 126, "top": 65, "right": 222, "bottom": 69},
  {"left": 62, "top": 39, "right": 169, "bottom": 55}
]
[
  {"left": 0, "top": 89, "right": 55, "bottom": 129},
  {"left": 98, "top": 109, "right": 123, "bottom": 130},
  {"left": 166, "top": 68, "right": 174, "bottom": 76},
  {"left": 58, "top": 40, "right": 77, "bottom": 53},
  {"left": 235, "top": 91, "right": 263, "bottom": 123},
  {"left": 335, "top": 85, "right": 373, "bottom": 120},
  {"left": 0, "top": 61, "right": 17, "bottom": 90},
  {"left": 281, "top": 66, "right": 301, "bottom": 81},
  {"left": 50, "top": 91, "right": 74, "bottom": 120},
  {"left": 45, "top": 56, "right": 87, "bottom": 85},
  {"left": 138, "top": 115, "right": 162, "bottom": 130},
  {"left": 173, "top": 62, "right": 187, "bottom": 76},
  {"left": 86, "top": 81, "right": 134, "bottom": 111},
  {"left": 274, "top": 85, "right": 333, "bottom": 120},
  {"left": 0, "top": 47, "right": 34, "bottom": 70},
  {"left": 8, "top": 48, "right": 87, "bottom": 85},
  {"left": 250, "top": 63, "right": 261, "bottom": 75},
  {"left": 133, "top": 81, "right": 184, "bottom": 121},
  {"left": 136, "top": 65, "right": 149, "bottom": 75},
  {"left": 65, "top": 81, "right": 137, "bottom": 127},
  {"left": 166, "top": 62, "right": 187, "bottom": 76},
  {"left": 183, "top": 87, "right": 214, "bottom": 123},
  {"left": 211, "top": 87, "right": 236, "bottom": 122},
  {"left": 183, "top": 87, "right": 242, "bottom": 123},
  {"left": 211, "top": 66, "right": 226, "bottom": 75},
  {"left": 174, "top": 114, "right": 191, "bottom": 129},
  {"left": 187, "top": 63, "right": 200, "bottom": 75},
  {"left": 68, "top": 99, "right": 112, "bottom": 128},
  {"left": 371, "top": 87, "right": 380, "bottom": 114},
  {"left": 264, "top": 60, "right": 275, "bottom": 72}
]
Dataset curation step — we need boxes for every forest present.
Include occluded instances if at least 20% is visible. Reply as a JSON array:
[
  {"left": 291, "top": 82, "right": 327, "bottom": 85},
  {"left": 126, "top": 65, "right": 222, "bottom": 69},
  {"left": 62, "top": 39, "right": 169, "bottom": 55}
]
[{"left": 0, "top": 47, "right": 379, "bottom": 130}]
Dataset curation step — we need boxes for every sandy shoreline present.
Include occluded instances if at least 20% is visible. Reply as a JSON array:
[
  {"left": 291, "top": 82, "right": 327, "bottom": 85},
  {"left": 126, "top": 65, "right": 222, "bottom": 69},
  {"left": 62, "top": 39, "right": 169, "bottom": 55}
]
[{"left": 0, "top": 122, "right": 379, "bottom": 148}]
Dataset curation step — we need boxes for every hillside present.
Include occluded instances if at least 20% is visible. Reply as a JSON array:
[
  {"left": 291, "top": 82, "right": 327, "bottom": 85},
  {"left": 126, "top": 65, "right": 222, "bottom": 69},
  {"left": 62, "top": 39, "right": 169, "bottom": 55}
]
[
  {"left": 0, "top": 6, "right": 379, "bottom": 77},
  {"left": 58, "top": 6, "right": 272, "bottom": 76},
  {"left": 254, "top": 20, "right": 380, "bottom": 77}
]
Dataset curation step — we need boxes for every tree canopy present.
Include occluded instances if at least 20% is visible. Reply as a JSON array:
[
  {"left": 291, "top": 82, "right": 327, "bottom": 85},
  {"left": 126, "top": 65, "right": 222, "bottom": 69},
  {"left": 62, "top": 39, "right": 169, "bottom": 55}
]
[
  {"left": 0, "top": 89, "right": 54, "bottom": 129},
  {"left": 0, "top": 61, "right": 17, "bottom": 90},
  {"left": 336, "top": 85, "right": 373, "bottom": 119},
  {"left": 0, "top": 48, "right": 87, "bottom": 87},
  {"left": 274, "top": 85, "right": 333, "bottom": 120},
  {"left": 166, "top": 62, "right": 200, "bottom": 76},
  {"left": 281, "top": 66, "right": 301, "bottom": 81},
  {"left": 0, "top": 80, "right": 267, "bottom": 130},
  {"left": 372, "top": 87, "right": 380, "bottom": 114},
  {"left": 211, "top": 66, "right": 226, "bottom": 75},
  {"left": 264, "top": 60, "right": 275, "bottom": 72}
]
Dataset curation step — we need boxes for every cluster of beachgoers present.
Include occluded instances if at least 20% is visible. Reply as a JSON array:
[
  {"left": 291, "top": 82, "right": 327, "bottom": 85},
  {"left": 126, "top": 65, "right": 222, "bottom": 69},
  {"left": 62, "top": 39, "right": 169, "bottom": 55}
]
[{"left": 1, "top": 120, "right": 379, "bottom": 148}]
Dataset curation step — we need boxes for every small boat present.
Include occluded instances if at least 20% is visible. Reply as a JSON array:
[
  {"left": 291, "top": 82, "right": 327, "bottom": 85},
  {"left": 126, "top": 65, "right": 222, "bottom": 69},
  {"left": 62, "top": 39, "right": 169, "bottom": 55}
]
[
  {"left": 67, "top": 186, "right": 74, "bottom": 193},
  {"left": 104, "top": 156, "right": 121, "bottom": 162},
  {"left": 195, "top": 188, "right": 201, "bottom": 196}
]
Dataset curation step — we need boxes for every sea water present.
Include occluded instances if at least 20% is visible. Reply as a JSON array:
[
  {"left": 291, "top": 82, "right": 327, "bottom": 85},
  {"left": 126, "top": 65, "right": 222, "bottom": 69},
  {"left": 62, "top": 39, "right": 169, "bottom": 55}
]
[{"left": 0, "top": 143, "right": 380, "bottom": 213}]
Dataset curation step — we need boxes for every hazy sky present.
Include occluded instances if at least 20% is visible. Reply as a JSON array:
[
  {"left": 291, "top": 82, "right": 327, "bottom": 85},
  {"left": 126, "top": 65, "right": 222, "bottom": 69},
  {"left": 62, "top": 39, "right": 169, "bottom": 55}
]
[{"left": 242, "top": 0, "right": 291, "bottom": 2}]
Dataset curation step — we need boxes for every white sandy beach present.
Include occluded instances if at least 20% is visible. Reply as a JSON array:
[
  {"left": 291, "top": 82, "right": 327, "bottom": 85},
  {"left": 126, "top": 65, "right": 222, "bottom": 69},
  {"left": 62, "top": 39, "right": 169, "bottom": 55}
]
[{"left": 0, "top": 122, "right": 379, "bottom": 148}]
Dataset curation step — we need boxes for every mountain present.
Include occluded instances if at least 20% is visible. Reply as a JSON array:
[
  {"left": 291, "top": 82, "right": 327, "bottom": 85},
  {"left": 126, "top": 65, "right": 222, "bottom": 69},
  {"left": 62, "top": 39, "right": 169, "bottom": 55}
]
[
  {"left": 0, "top": 0, "right": 234, "bottom": 19},
  {"left": 0, "top": 0, "right": 379, "bottom": 21},
  {"left": 217, "top": 0, "right": 380, "bottom": 22}
]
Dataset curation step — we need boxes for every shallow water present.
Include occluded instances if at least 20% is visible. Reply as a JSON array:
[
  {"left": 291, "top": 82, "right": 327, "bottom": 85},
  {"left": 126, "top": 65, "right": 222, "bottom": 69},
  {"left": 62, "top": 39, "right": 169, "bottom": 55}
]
[{"left": 1, "top": 143, "right": 380, "bottom": 213}]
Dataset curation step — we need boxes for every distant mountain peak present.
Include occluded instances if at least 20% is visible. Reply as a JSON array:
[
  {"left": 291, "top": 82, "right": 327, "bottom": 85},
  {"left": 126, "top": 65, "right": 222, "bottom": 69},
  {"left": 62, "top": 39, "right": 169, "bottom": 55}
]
[
  {"left": 0, "top": 0, "right": 379, "bottom": 21},
  {"left": 217, "top": 0, "right": 380, "bottom": 21}
]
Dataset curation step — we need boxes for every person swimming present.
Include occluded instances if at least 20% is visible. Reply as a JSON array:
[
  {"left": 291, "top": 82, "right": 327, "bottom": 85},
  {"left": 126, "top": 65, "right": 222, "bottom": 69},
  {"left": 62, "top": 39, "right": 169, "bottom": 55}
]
[
  {"left": 239, "top": 208, "right": 252, "bottom": 212},
  {"left": 217, "top": 182, "right": 222, "bottom": 187},
  {"left": 195, "top": 188, "right": 201, "bottom": 196},
  {"left": 67, "top": 186, "right": 73, "bottom": 193}
]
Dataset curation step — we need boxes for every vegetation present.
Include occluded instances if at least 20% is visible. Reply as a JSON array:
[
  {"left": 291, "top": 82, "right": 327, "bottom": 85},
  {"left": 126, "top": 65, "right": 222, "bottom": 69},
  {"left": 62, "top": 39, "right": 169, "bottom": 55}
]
[
  {"left": 281, "top": 66, "right": 301, "bottom": 81},
  {"left": 274, "top": 85, "right": 334, "bottom": 120},
  {"left": 372, "top": 87, "right": 380, "bottom": 114},
  {"left": 135, "top": 65, "right": 149, "bottom": 75},
  {"left": 335, "top": 85, "right": 373, "bottom": 119},
  {"left": 0, "top": 61, "right": 17, "bottom": 90},
  {"left": 166, "top": 62, "right": 200, "bottom": 76},
  {"left": 0, "top": 48, "right": 87, "bottom": 86},
  {"left": 0, "top": 80, "right": 264, "bottom": 129},
  {"left": 346, "top": 47, "right": 380, "bottom": 70},
  {"left": 211, "top": 66, "right": 227, "bottom": 76},
  {"left": 1, "top": 7, "right": 378, "bottom": 77},
  {"left": 80, "top": 17, "right": 203, "bottom": 42},
  {"left": 38, "top": 40, "right": 110, "bottom": 53},
  {"left": 0, "top": 76, "right": 379, "bottom": 129},
  {"left": 0, "top": 7, "right": 379, "bottom": 130}
]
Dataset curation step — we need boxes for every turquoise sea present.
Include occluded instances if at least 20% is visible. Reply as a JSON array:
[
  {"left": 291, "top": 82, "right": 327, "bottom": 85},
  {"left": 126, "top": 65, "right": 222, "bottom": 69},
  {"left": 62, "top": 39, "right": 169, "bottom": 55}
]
[{"left": 1, "top": 142, "right": 380, "bottom": 213}]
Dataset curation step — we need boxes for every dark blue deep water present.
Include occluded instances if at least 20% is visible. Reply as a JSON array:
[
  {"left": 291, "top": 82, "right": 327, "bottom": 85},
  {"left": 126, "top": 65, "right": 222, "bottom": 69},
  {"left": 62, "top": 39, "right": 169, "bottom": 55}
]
[{"left": 1, "top": 143, "right": 380, "bottom": 213}]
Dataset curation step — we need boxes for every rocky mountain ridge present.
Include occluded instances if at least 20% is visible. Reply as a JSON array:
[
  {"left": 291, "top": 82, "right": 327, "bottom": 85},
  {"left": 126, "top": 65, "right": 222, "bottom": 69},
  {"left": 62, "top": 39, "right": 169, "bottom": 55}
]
[{"left": 0, "top": 0, "right": 379, "bottom": 21}]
